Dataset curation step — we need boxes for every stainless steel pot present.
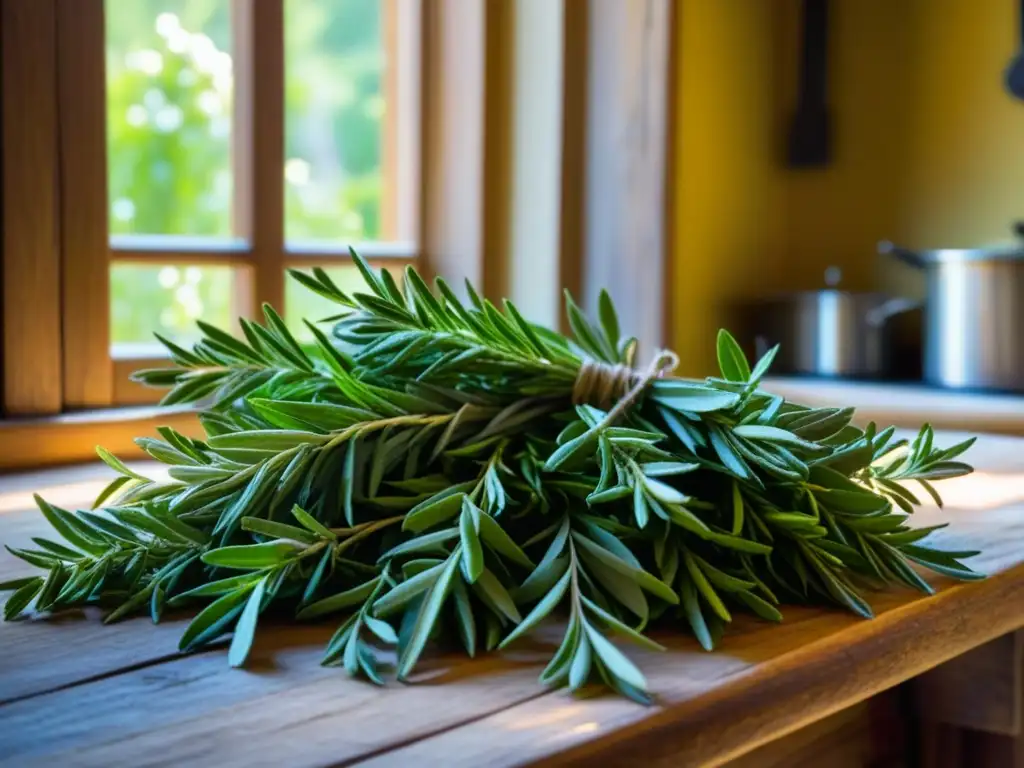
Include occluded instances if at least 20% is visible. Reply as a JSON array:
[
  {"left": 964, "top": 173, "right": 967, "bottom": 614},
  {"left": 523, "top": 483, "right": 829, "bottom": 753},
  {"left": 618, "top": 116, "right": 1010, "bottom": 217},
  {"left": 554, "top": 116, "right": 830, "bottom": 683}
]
[
  {"left": 879, "top": 237, "right": 1024, "bottom": 391},
  {"left": 750, "top": 287, "right": 918, "bottom": 378}
]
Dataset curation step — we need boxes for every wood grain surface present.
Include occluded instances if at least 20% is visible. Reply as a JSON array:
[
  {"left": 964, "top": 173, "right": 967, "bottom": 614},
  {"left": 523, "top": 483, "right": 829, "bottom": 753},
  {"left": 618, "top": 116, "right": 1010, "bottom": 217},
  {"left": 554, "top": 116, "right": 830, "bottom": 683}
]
[{"left": 0, "top": 432, "right": 1022, "bottom": 766}]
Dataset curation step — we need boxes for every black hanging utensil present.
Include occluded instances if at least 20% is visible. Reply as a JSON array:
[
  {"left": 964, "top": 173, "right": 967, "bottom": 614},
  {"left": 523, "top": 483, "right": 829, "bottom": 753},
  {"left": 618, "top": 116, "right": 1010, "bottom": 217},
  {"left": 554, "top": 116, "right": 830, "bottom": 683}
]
[
  {"left": 1006, "top": 0, "right": 1024, "bottom": 100},
  {"left": 787, "top": 0, "right": 832, "bottom": 167}
]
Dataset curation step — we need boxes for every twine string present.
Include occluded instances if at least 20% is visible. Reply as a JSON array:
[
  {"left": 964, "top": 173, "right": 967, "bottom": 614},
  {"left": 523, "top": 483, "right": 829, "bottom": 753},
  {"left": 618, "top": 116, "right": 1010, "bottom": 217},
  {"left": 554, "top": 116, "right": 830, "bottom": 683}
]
[{"left": 572, "top": 349, "right": 679, "bottom": 426}]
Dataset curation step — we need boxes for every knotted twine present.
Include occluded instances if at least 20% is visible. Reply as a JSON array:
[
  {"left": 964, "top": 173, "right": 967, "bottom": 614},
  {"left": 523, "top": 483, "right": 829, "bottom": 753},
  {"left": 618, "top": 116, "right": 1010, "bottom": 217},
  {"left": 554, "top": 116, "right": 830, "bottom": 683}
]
[{"left": 571, "top": 349, "right": 679, "bottom": 426}]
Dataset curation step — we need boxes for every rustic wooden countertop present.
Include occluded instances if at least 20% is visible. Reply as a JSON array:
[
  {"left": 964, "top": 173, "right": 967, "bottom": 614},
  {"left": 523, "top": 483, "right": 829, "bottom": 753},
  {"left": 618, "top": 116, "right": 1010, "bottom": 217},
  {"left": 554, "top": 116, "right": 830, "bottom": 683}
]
[{"left": 1, "top": 432, "right": 1023, "bottom": 767}]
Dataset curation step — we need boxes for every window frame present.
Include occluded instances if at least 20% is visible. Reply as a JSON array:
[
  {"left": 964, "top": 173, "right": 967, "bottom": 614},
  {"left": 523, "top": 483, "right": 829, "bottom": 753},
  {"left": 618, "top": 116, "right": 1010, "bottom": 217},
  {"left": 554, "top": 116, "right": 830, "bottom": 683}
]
[
  {"left": 64, "top": 0, "right": 421, "bottom": 408},
  {"left": 0, "top": 0, "right": 676, "bottom": 469}
]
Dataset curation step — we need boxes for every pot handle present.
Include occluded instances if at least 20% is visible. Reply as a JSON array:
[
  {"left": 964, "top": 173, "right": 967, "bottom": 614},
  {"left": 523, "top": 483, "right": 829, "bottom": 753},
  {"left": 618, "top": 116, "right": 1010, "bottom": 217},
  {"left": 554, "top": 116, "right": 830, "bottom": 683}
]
[
  {"left": 866, "top": 297, "right": 919, "bottom": 328},
  {"left": 878, "top": 240, "right": 926, "bottom": 269}
]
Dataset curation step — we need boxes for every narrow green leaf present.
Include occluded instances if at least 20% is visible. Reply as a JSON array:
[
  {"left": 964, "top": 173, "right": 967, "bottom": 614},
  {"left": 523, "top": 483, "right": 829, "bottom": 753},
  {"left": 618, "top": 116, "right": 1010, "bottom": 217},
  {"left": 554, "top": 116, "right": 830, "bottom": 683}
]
[
  {"left": 452, "top": 580, "right": 477, "bottom": 657},
  {"left": 397, "top": 552, "right": 460, "bottom": 679},
  {"left": 738, "top": 590, "right": 783, "bottom": 622},
  {"left": 476, "top": 512, "right": 534, "bottom": 568},
  {"left": 471, "top": 567, "right": 522, "bottom": 624},
  {"left": 572, "top": 533, "right": 678, "bottom": 605},
  {"left": 460, "top": 503, "right": 484, "bottom": 583},
  {"left": 229, "top": 578, "right": 267, "bottom": 667},
  {"left": 202, "top": 540, "right": 305, "bottom": 570},
  {"left": 179, "top": 587, "right": 253, "bottom": 651},
  {"left": 373, "top": 565, "right": 442, "bottom": 617},
  {"left": 731, "top": 481, "right": 745, "bottom": 535},
  {"left": 708, "top": 428, "right": 751, "bottom": 480},
  {"left": 291, "top": 505, "right": 337, "bottom": 541},
  {"left": 652, "top": 382, "right": 742, "bottom": 414},
  {"left": 680, "top": 573, "right": 714, "bottom": 650},
  {"left": 597, "top": 289, "right": 621, "bottom": 353},
  {"left": 299, "top": 576, "right": 382, "bottom": 620},
  {"left": 403, "top": 490, "right": 466, "bottom": 533},
  {"left": 241, "top": 517, "right": 317, "bottom": 544},
  {"left": 543, "top": 429, "right": 599, "bottom": 472},
  {"left": 684, "top": 551, "right": 731, "bottom": 622},
  {"left": 633, "top": 483, "right": 650, "bottom": 529},
  {"left": 584, "top": 623, "right": 648, "bottom": 692},
  {"left": 3, "top": 577, "right": 44, "bottom": 620},
  {"left": 34, "top": 496, "right": 107, "bottom": 557},
  {"left": 566, "top": 631, "right": 591, "bottom": 692},
  {"left": 500, "top": 569, "right": 572, "bottom": 649},
  {"left": 716, "top": 329, "right": 751, "bottom": 382},
  {"left": 364, "top": 616, "right": 399, "bottom": 644}
]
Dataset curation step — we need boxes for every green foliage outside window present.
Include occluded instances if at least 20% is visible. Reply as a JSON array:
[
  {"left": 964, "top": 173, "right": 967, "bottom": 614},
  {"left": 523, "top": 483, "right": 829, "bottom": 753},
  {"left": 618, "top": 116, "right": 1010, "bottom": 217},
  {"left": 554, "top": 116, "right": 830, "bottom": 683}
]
[{"left": 106, "top": 0, "right": 386, "bottom": 346}]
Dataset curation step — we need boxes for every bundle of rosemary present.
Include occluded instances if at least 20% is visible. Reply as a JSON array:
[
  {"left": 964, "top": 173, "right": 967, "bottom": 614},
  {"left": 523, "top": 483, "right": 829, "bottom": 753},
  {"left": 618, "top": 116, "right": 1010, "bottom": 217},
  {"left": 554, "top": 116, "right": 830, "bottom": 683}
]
[{"left": 1, "top": 251, "right": 981, "bottom": 703}]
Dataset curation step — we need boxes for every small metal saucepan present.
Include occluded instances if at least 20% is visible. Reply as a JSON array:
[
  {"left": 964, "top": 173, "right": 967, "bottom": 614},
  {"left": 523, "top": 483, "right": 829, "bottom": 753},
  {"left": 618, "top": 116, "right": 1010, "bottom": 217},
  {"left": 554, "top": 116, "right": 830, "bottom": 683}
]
[
  {"left": 879, "top": 226, "right": 1024, "bottom": 392},
  {"left": 747, "top": 268, "right": 919, "bottom": 379}
]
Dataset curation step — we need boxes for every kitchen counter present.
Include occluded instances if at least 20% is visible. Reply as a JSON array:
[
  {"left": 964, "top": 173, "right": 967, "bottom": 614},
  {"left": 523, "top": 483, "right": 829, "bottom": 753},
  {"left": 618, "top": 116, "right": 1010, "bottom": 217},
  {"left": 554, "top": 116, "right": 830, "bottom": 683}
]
[
  {"left": 1, "top": 434, "right": 1023, "bottom": 766},
  {"left": 764, "top": 377, "right": 1024, "bottom": 436}
]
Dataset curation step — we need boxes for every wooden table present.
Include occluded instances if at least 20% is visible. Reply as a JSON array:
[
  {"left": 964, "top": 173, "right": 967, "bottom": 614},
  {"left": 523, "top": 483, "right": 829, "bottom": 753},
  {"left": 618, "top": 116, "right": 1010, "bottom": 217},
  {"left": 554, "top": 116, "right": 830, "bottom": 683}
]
[{"left": 1, "top": 432, "right": 1023, "bottom": 767}]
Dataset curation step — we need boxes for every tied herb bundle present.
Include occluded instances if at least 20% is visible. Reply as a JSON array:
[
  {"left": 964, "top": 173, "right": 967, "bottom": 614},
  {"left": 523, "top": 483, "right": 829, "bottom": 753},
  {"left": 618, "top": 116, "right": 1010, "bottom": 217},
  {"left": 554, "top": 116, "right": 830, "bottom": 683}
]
[{"left": 0, "top": 251, "right": 982, "bottom": 703}]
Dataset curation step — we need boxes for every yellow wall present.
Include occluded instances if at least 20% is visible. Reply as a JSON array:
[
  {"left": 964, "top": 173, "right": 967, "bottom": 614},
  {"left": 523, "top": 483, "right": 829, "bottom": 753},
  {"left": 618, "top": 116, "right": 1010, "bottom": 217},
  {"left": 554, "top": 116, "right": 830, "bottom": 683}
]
[
  {"left": 672, "top": 0, "right": 1024, "bottom": 372},
  {"left": 891, "top": 0, "right": 1024, "bottom": 295},
  {"left": 779, "top": 0, "right": 916, "bottom": 294},
  {"left": 673, "top": 0, "right": 787, "bottom": 375}
]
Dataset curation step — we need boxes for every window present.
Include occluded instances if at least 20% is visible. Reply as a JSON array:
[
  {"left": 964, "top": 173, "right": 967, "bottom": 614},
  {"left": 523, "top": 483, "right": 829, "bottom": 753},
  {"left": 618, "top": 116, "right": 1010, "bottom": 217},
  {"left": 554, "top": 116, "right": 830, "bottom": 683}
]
[
  {"left": 3, "top": 0, "right": 421, "bottom": 411},
  {"left": 1, "top": 0, "right": 675, "bottom": 467},
  {"left": 106, "top": 0, "right": 420, "bottom": 402}
]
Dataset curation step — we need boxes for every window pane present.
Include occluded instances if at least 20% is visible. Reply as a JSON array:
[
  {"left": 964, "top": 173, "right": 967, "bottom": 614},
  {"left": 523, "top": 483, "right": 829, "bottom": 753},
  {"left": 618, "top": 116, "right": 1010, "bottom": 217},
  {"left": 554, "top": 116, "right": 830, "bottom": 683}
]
[
  {"left": 285, "top": 264, "right": 402, "bottom": 342},
  {"left": 285, "top": 0, "right": 395, "bottom": 245},
  {"left": 106, "top": 0, "right": 234, "bottom": 238},
  {"left": 111, "top": 264, "right": 238, "bottom": 354}
]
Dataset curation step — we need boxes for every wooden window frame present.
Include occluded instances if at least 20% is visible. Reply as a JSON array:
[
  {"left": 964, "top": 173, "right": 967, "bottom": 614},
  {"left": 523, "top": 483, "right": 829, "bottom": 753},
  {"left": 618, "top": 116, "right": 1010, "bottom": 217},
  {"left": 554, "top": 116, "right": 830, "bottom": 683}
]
[
  {"left": 1, "top": 0, "right": 676, "bottom": 470},
  {"left": 63, "top": 0, "right": 421, "bottom": 404}
]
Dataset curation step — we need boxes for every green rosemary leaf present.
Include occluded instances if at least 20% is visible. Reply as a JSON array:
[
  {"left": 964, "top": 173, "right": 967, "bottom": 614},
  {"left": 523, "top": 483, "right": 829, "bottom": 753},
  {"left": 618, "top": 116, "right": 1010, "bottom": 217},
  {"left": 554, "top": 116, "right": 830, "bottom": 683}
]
[
  {"left": 397, "top": 551, "right": 460, "bottom": 679},
  {"left": 586, "top": 554, "right": 649, "bottom": 623},
  {"left": 472, "top": 568, "right": 522, "bottom": 624},
  {"left": 597, "top": 289, "right": 621, "bottom": 354},
  {"left": 291, "top": 504, "right": 337, "bottom": 541},
  {"left": 179, "top": 586, "right": 253, "bottom": 651},
  {"left": 708, "top": 427, "right": 752, "bottom": 481},
  {"left": 460, "top": 502, "right": 485, "bottom": 583},
  {"left": 300, "top": 576, "right": 383, "bottom": 620},
  {"left": 403, "top": 489, "right": 468, "bottom": 533},
  {"left": 540, "top": 612, "right": 581, "bottom": 686},
  {"left": 95, "top": 447, "right": 148, "bottom": 480},
  {"left": 501, "top": 568, "right": 572, "bottom": 649},
  {"left": 543, "top": 430, "right": 599, "bottom": 472},
  {"left": 633, "top": 483, "right": 650, "bottom": 529},
  {"left": 568, "top": 630, "right": 592, "bottom": 692},
  {"left": 738, "top": 590, "right": 783, "bottom": 622},
  {"left": 640, "top": 461, "right": 700, "bottom": 477},
  {"left": 683, "top": 551, "right": 731, "bottom": 622},
  {"left": 452, "top": 580, "right": 477, "bottom": 657},
  {"left": 584, "top": 622, "right": 648, "bottom": 693},
  {"left": 3, "top": 577, "right": 44, "bottom": 620},
  {"left": 175, "top": 573, "right": 263, "bottom": 601},
  {"left": 229, "top": 577, "right": 267, "bottom": 667},
  {"left": 658, "top": 406, "right": 705, "bottom": 452},
  {"left": 476, "top": 510, "right": 533, "bottom": 568},
  {"left": 373, "top": 566, "right": 443, "bottom": 617},
  {"left": 572, "top": 533, "right": 678, "bottom": 605},
  {"left": 241, "top": 517, "right": 318, "bottom": 544},
  {"left": 716, "top": 329, "right": 751, "bottom": 382},
  {"left": 202, "top": 540, "right": 305, "bottom": 570},
  {"left": 652, "top": 382, "right": 741, "bottom": 414}
]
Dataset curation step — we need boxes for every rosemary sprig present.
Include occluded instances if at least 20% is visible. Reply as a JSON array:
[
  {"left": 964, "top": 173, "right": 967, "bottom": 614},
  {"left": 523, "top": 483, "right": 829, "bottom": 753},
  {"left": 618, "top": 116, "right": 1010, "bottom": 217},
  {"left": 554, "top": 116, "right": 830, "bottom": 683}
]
[{"left": 0, "top": 249, "right": 982, "bottom": 704}]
